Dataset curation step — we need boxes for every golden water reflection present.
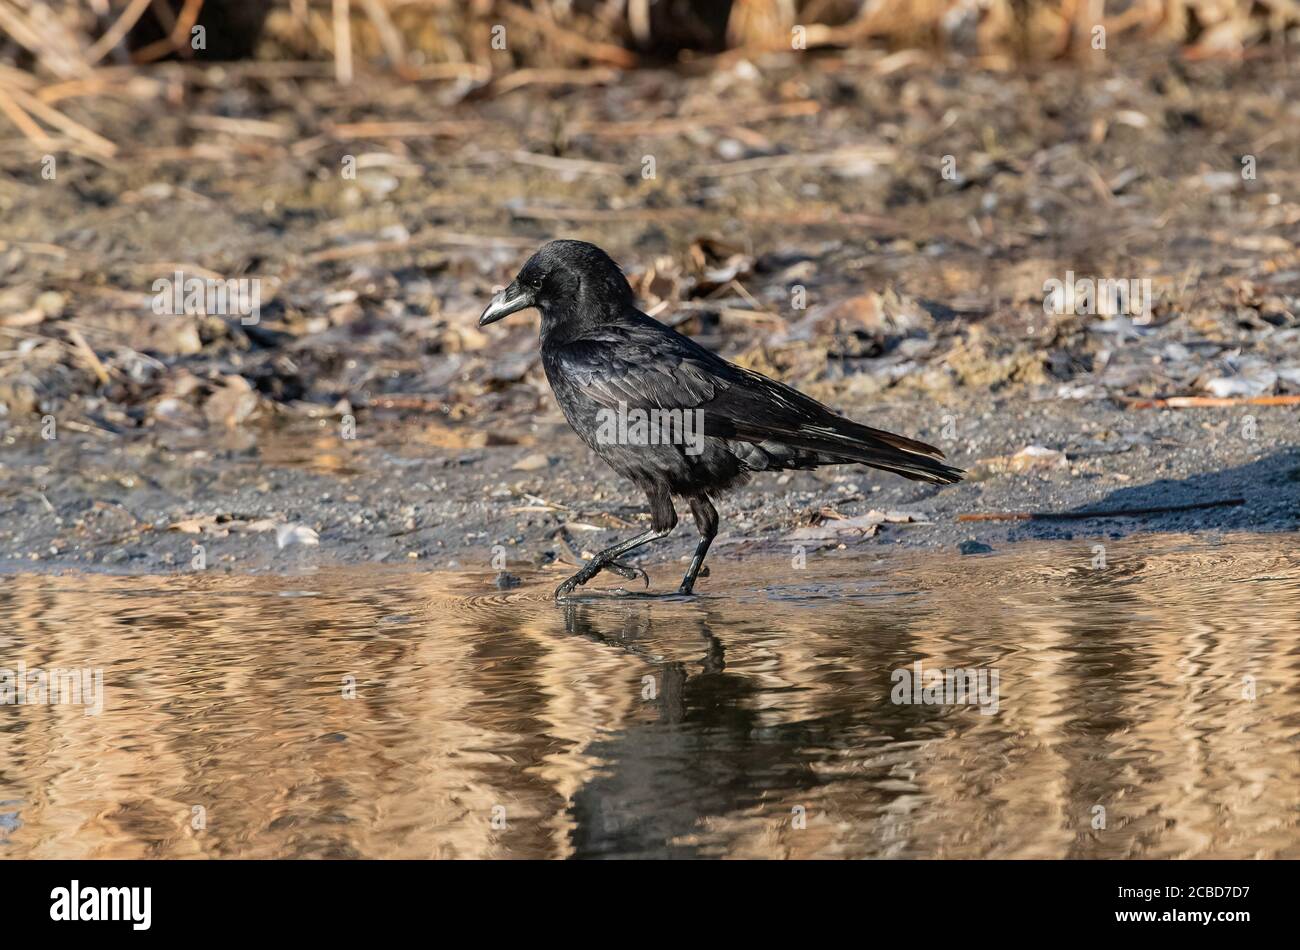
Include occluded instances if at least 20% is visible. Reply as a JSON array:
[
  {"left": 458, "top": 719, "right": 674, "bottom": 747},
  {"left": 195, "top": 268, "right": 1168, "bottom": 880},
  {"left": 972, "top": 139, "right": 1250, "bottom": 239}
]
[{"left": 1, "top": 533, "right": 1297, "bottom": 858}]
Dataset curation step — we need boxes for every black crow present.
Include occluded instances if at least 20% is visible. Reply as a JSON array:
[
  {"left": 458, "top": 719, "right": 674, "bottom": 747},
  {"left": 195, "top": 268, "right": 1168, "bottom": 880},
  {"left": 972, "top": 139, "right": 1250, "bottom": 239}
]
[{"left": 479, "top": 240, "right": 963, "bottom": 598}]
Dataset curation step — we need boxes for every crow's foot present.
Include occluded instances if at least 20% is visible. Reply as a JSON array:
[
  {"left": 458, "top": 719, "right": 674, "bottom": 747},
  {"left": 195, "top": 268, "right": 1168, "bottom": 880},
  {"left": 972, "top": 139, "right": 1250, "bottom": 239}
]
[
  {"left": 554, "top": 570, "right": 593, "bottom": 599},
  {"left": 554, "top": 555, "right": 647, "bottom": 599}
]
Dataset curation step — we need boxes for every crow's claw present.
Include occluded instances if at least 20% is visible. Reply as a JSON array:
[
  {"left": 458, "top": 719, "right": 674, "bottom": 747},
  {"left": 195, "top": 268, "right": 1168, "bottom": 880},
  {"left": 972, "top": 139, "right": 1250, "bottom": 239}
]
[{"left": 606, "top": 560, "right": 650, "bottom": 588}]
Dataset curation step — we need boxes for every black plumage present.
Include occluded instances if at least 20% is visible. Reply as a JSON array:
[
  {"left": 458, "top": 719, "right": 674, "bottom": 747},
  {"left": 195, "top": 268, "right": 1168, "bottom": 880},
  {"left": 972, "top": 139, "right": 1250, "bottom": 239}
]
[{"left": 479, "top": 240, "right": 963, "bottom": 597}]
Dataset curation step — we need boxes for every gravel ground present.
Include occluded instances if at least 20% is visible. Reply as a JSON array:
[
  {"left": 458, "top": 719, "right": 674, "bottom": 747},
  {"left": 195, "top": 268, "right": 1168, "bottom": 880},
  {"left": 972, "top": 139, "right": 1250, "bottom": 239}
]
[{"left": 2, "top": 51, "right": 1299, "bottom": 578}]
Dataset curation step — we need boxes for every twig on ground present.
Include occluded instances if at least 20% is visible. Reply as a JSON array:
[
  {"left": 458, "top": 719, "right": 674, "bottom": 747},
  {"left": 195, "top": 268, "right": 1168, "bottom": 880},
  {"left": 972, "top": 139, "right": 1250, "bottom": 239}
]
[
  {"left": 490, "top": 67, "right": 618, "bottom": 95},
  {"left": 567, "top": 100, "right": 819, "bottom": 139},
  {"left": 188, "top": 114, "right": 294, "bottom": 139},
  {"left": 1125, "top": 395, "right": 1300, "bottom": 409},
  {"left": 956, "top": 498, "right": 1246, "bottom": 522},
  {"left": 65, "top": 328, "right": 110, "bottom": 386},
  {"left": 324, "top": 119, "right": 487, "bottom": 140},
  {"left": 688, "top": 145, "right": 895, "bottom": 177},
  {"left": 503, "top": 149, "right": 624, "bottom": 177}
]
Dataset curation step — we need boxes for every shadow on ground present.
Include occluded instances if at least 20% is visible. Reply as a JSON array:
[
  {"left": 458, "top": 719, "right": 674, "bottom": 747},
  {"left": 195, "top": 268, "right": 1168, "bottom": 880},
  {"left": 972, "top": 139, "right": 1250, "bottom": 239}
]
[{"left": 1002, "top": 448, "right": 1300, "bottom": 543}]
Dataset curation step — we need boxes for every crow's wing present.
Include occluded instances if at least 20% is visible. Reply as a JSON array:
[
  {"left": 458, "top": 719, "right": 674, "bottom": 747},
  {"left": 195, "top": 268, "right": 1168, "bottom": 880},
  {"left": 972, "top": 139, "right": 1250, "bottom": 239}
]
[
  {"left": 555, "top": 333, "right": 724, "bottom": 410},
  {"left": 551, "top": 322, "right": 963, "bottom": 484}
]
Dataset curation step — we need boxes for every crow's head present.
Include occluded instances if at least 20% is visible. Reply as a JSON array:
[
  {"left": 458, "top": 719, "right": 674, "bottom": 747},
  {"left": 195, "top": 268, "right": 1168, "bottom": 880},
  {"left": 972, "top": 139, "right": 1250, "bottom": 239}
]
[{"left": 479, "top": 239, "right": 635, "bottom": 328}]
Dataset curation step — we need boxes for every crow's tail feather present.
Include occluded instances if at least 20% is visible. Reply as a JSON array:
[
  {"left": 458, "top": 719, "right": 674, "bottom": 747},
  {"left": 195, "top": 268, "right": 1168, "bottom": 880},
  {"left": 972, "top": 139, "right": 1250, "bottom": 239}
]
[
  {"left": 820, "top": 418, "right": 964, "bottom": 484},
  {"left": 732, "top": 418, "right": 965, "bottom": 485}
]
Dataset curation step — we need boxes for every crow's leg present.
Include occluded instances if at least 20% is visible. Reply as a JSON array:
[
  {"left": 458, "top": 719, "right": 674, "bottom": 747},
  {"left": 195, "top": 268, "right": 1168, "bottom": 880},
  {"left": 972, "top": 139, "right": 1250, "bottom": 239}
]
[
  {"left": 554, "top": 490, "right": 677, "bottom": 598},
  {"left": 678, "top": 496, "right": 718, "bottom": 595}
]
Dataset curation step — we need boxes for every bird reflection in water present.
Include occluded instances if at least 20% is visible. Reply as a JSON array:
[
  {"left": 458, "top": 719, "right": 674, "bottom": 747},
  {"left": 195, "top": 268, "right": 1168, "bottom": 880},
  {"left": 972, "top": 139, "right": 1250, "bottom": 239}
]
[{"left": 556, "top": 595, "right": 832, "bottom": 858}]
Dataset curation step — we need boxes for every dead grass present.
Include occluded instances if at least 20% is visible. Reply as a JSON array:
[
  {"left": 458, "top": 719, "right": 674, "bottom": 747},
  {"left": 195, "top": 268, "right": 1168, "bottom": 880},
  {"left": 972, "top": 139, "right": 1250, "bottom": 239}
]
[{"left": 2, "top": 0, "right": 1298, "bottom": 82}]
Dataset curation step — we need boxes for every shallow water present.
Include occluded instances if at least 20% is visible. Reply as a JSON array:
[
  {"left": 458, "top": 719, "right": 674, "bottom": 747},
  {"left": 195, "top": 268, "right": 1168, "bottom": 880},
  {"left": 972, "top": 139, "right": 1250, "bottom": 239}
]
[{"left": 1, "top": 533, "right": 1297, "bottom": 859}]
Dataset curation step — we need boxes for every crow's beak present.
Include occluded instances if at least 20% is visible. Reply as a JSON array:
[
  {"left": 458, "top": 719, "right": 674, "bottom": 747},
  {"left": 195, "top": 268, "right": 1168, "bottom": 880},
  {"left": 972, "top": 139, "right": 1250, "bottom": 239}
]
[{"left": 479, "top": 283, "right": 535, "bottom": 327}]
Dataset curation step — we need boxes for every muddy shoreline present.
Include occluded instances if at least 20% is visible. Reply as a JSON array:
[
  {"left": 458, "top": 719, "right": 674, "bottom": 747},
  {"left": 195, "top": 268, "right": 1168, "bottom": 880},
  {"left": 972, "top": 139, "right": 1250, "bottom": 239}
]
[{"left": 2, "top": 392, "right": 1296, "bottom": 579}]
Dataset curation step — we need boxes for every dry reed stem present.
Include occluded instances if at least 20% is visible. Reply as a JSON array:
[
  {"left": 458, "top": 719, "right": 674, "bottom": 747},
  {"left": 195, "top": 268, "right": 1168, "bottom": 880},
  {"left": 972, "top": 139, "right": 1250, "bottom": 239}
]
[
  {"left": 332, "top": 0, "right": 353, "bottom": 85},
  {"left": 12, "top": 86, "right": 116, "bottom": 155},
  {"left": 0, "top": 85, "right": 51, "bottom": 144},
  {"left": 86, "top": 0, "right": 154, "bottom": 65},
  {"left": 359, "top": 0, "right": 406, "bottom": 72},
  {"left": 132, "top": 0, "right": 206, "bottom": 63},
  {"left": 0, "top": 1, "right": 87, "bottom": 78}
]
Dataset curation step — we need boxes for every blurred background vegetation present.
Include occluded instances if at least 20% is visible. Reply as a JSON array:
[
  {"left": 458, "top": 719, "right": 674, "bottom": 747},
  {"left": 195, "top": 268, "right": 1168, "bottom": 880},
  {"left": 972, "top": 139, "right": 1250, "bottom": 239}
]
[{"left": 3, "top": 0, "right": 1299, "bottom": 84}]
